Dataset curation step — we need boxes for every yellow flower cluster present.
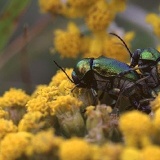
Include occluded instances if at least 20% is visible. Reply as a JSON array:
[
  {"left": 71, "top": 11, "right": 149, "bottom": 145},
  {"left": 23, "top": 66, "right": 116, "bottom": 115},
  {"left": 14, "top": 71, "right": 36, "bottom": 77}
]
[
  {"left": 0, "top": 132, "right": 33, "bottom": 160},
  {"left": 0, "top": 88, "right": 30, "bottom": 108},
  {"left": 26, "top": 129, "right": 63, "bottom": 156},
  {"left": 2, "top": 1, "right": 160, "bottom": 160},
  {"left": 39, "top": 0, "right": 126, "bottom": 18},
  {"left": 0, "top": 107, "right": 8, "bottom": 118},
  {"left": 18, "top": 111, "right": 45, "bottom": 132},
  {"left": 54, "top": 23, "right": 82, "bottom": 58},
  {"left": 26, "top": 96, "right": 49, "bottom": 115},
  {"left": 0, "top": 119, "right": 17, "bottom": 139},
  {"left": 84, "top": 31, "right": 135, "bottom": 61},
  {"left": 0, "top": 88, "right": 30, "bottom": 124},
  {"left": 53, "top": 22, "right": 134, "bottom": 61},
  {"left": 86, "top": 0, "right": 115, "bottom": 32},
  {"left": 49, "top": 94, "right": 82, "bottom": 115},
  {"left": 43, "top": 0, "right": 132, "bottom": 61},
  {"left": 1, "top": 69, "right": 160, "bottom": 159},
  {"left": 49, "top": 68, "right": 73, "bottom": 86},
  {"left": 59, "top": 137, "right": 92, "bottom": 160},
  {"left": 119, "top": 110, "right": 152, "bottom": 147}
]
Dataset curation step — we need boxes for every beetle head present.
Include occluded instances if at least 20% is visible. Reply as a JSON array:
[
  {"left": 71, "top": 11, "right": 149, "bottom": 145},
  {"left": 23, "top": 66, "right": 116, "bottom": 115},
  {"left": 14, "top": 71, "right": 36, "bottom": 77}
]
[
  {"left": 130, "top": 49, "right": 141, "bottom": 67},
  {"left": 72, "top": 58, "right": 94, "bottom": 88}
]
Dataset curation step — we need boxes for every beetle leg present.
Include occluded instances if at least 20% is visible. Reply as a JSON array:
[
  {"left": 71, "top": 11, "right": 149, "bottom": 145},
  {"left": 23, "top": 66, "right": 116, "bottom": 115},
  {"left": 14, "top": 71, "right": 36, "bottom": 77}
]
[
  {"left": 90, "top": 88, "right": 100, "bottom": 105},
  {"left": 117, "top": 65, "right": 149, "bottom": 77}
]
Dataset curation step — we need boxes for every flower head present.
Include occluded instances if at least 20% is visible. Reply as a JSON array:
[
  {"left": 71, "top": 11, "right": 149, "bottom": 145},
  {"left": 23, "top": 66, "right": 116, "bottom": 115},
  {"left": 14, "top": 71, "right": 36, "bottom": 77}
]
[
  {"left": 49, "top": 95, "right": 85, "bottom": 137},
  {"left": 0, "top": 132, "right": 33, "bottom": 160},
  {"left": 26, "top": 129, "right": 63, "bottom": 157},
  {"left": 18, "top": 111, "right": 46, "bottom": 132},
  {"left": 0, "top": 119, "right": 17, "bottom": 139},
  {"left": 49, "top": 95, "right": 82, "bottom": 115},
  {"left": 83, "top": 31, "right": 134, "bottom": 62},
  {"left": 119, "top": 111, "right": 152, "bottom": 147},
  {"left": 120, "top": 147, "right": 142, "bottom": 160},
  {"left": 31, "top": 84, "right": 48, "bottom": 98},
  {"left": 54, "top": 22, "right": 82, "bottom": 58},
  {"left": 0, "top": 88, "right": 30, "bottom": 108},
  {"left": 86, "top": 0, "right": 115, "bottom": 32},
  {"left": 49, "top": 68, "right": 73, "bottom": 87},
  {"left": 99, "top": 144, "right": 123, "bottom": 160},
  {"left": 0, "top": 107, "right": 8, "bottom": 119},
  {"left": 59, "top": 138, "right": 92, "bottom": 160},
  {"left": 26, "top": 96, "right": 49, "bottom": 116},
  {"left": 35, "top": 85, "right": 59, "bottom": 101},
  {"left": 142, "top": 145, "right": 160, "bottom": 160}
]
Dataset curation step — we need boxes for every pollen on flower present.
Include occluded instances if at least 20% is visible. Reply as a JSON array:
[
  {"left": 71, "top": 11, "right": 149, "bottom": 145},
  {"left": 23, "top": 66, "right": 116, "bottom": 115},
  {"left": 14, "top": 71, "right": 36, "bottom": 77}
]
[
  {"left": 86, "top": 0, "right": 115, "bottom": 32},
  {"left": 0, "top": 88, "right": 30, "bottom": 108},
  {"left": 0, "top": 107, "right": 8, "bottom": 118},
  {"left": 49, "top": 68, "right": 73, "bottom": 87},
  {"left": 120, "top": 147, "right": 142, "bottom": 160},
  {"left": 59, "top": 138, "right": 92, "bottom": 160},
  {"left": 26, "top": 129, "right": 63, "bottom": 156},
  {"left": 0, "top": 132, "right": 33, "bottom": 160},
  {"left": 119, "top": 111, "right": 152, "bottom": 147},
  {"left": 49, "top": 95, "right": 83, "bottom": 115},
  {"left": 35, "top": 85, "right": 59, "bottom": 101},
  {"left": 54, "top": 23, "right": 82, "bottom": 58},
  {"left": 0, "top": 119, "right": 17, "bottom": 139},
  {"left": 26, "top": 96, "right": 49, "bottom": 116},
  {"left": 58, "top": 79, "right": 75, "bottom": 96},
  {"left": 31, "top": 84, "right": 48, "bottom": 98},
  {"left": 18, "top": 111, "right": 45, "bottom": 132},
  {"left": 100, "top": 144, "right": 123, "bottom": 160},
  {"left": 142, "top": 145, "right": 160, "bottom": 160},
  {"left": 83, "top": 31, "right": 134, "bottom": 61}
]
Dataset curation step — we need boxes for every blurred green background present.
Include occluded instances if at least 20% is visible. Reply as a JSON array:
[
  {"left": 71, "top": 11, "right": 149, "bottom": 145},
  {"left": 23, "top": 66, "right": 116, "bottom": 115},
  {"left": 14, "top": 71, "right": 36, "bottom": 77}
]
[{"left": 0, "top": 0, "right": 159, "bottom": 94}]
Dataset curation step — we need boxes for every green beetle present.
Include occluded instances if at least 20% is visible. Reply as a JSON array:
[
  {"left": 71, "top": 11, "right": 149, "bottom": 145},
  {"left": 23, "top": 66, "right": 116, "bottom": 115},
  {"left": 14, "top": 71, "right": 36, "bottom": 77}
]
[
  {"left": 110, "top": 33, "right": 160, "bottom": 74},
  {"left": 72, "top": 56, "right": 151, "bottom": 113}
]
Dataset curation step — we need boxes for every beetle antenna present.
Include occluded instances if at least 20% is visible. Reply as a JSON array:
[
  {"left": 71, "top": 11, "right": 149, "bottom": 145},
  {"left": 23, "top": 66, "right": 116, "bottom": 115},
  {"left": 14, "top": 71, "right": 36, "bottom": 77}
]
[
  {"left": 109, "top": 32, "right": 132, "bottom": 57},
  {"left": 53, "top": 60, "right": 74, "bottom": 83}
]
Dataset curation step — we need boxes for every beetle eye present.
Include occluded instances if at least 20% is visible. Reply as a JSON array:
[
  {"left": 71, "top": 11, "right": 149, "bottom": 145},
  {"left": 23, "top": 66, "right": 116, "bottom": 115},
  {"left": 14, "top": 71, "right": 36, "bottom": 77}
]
[{"left": 72, "top": 71, "right": 81, "bottom": 85}]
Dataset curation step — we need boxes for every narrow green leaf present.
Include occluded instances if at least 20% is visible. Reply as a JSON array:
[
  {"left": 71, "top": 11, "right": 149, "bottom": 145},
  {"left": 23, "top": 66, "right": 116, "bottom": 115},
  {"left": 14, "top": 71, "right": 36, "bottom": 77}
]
[{"left": 0, "top": 0, "right": 32, "bottom": 51}]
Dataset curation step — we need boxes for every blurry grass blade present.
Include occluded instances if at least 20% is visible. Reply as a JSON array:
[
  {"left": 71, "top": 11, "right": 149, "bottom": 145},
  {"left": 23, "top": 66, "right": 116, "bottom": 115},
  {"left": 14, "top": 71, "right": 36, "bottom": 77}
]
[
  {"left": 0, "top": 0, "right": 31, "bottom": 51},
  {"left": 0, "top": 15, "right": 51, "bottom": 70}
]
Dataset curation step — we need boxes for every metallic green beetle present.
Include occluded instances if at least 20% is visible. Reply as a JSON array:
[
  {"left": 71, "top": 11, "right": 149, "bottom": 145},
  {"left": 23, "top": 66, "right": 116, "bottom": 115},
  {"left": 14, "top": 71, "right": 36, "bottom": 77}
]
[
  {"left": 72, "top": 56, "right": 151, "bottom": 113},
  {"left": 110, "top": 33, "right": 160, "bottom": 72},
  {"left": 110, "top": 33, "right": 160, "bottom": 96}
]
